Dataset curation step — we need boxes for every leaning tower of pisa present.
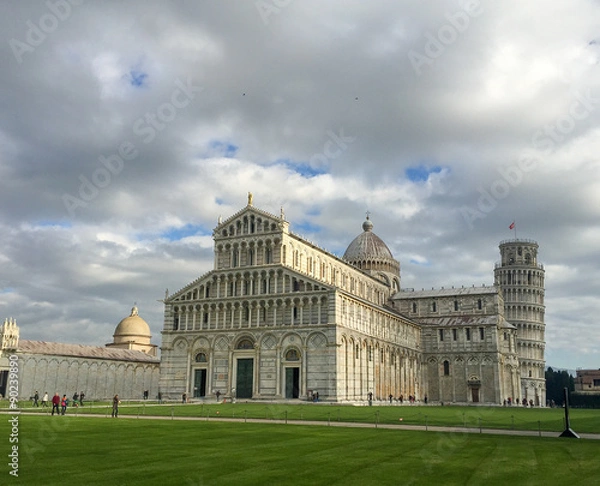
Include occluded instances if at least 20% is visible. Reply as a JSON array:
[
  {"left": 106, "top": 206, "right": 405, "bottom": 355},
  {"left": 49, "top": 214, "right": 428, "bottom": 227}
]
[{"left": 494, "top": 239, "right": 546, "bottom": 406}]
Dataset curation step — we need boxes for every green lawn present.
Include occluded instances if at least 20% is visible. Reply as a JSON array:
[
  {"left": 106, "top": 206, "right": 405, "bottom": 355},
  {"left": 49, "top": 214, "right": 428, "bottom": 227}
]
[
  {"left": 1, "top": 415, "right": 598, "bottom": 485},
  {"left": 23, "top": 400, "right": 600, "bottom": 434}
]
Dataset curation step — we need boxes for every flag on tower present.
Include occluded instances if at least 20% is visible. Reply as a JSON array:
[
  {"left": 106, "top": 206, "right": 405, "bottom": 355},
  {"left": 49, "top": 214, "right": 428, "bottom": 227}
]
[{"left": 509, "top": 221, "right": 515, "bottom": 230}]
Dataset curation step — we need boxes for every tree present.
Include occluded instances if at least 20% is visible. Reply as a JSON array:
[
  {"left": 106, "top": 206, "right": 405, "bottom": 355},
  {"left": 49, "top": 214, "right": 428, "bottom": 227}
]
[{"left": 545, "top": 367, "right": 574, "bottom": 405}]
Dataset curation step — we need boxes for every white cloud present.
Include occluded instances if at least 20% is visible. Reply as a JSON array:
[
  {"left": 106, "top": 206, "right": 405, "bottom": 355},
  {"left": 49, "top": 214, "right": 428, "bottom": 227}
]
[{"left": 1, "top": 0, "right": 599, "bottom": 369}]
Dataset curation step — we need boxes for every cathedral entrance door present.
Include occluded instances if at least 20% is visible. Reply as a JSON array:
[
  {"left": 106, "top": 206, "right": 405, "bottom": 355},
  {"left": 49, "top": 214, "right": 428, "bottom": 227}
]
[
  {"left": 194, "top": 369, "right": 207, "bottom": 398},
  {"left": 471, "top": 387, "right": 480, "bottom": 403},
  {"left": 285, "top": 367, "right": 300, "bottom": 399},
  {"left": 236, "top": 359, "right": 253, "bottom": 399},
  {"left": 0, "top": 370, "right": 7, "bottom": 399}
]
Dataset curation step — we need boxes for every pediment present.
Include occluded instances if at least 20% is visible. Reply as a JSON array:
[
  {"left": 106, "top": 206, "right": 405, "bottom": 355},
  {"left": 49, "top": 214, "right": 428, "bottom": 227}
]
[
  {"left": 213, "top": 206, "right": 288, "bottom": 240},
  {"left": 167, "top": 271, "right": 214, "bottom": 303}
]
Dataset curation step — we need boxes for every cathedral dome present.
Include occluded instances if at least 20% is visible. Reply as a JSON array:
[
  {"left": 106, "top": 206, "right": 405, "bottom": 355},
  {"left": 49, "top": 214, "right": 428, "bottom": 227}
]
[
  {"left": 113, "top": 306, "right": 151, "bottom": 345},
  {"left": 343, "top": 216, "right": 394, "bottom": 261},
  {"left": 343, "top": 215, "right": 401, "bottom": 290}
]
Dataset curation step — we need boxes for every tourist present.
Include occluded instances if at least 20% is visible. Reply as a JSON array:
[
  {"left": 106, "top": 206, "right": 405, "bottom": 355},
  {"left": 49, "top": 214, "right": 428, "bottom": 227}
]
[
  {"left": 182, "top": 392, "right": 187, "bottom": 404},
  {"left": 33, "top": 391, "right": 39, "bottom": 407},
  {"left": 216, "top": 390, "right": 221, "bottom": 402},
  {"left": 79, "top": 392, "right": 85, "bottom": 407},
  {"left": 158, "top": 392, "right": 162, "bottom": 403},
  {"left": 389, "top": 394, "right": 393, "bottom": 404},
  {"left": 424, "top": 395, "right": 428, "bottom": 405},
  {"left": 41, "top": 392, "right": 49, "bottom": 407},
  {"left": 51, "top": 393, "right": 60, "bottom": 415},
  {"left": 112, "top": 394, "right": 120, "bottom": 417},
  {"left": 72, "top": 392, "right": 79, "bottom": 406},
  {"left": 60, "top": 395, "right": 68, "bottom": 415}
]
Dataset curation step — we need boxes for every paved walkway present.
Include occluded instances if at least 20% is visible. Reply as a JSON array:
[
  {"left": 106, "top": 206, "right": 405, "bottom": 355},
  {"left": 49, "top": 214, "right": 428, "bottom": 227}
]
[{"left": 8, "top": 409, "right": 600, "bottom": 440}]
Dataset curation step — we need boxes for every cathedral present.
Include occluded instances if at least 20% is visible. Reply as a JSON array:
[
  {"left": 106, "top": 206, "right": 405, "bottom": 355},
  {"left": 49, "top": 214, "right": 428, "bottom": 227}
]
[{"left": 159, "top": 196, "right": 546, "bottom": 405}]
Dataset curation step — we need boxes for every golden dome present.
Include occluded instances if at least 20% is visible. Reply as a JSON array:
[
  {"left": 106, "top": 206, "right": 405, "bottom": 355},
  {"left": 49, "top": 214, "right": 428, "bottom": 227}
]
[{"left": 113, "top": 306, "right": 151, "bottom": 345}]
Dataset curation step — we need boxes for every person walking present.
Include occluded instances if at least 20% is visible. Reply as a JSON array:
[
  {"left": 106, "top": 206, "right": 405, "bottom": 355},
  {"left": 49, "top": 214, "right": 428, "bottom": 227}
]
[
  {"left": 112, "top": 394, "right": 120, "bottom": 417},
  {"left": 33, "top": 391, "right": 39, "bottom": 407},
  {"left": 61, "top": 395, "right": 68, "bottom": 415},
  {"left": 41, "top": 392, "right": 49, "bottom": 407},
  {"left": 51, "top": 393, "right": 60, "bottom": 415},
  {"left": 79, "top": 392, "right": 85, "bottom": 407}
]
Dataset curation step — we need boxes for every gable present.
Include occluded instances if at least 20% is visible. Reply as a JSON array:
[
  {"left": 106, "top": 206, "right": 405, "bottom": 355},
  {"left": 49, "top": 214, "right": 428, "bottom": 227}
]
[{"left": 214, "top": 206, "right": 288, "bottom": 241}]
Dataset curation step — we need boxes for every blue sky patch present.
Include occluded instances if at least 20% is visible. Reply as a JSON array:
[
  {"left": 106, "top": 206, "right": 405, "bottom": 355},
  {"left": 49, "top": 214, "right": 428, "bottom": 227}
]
[
  {"left": 278, "top": 159, "right": 328, "bottom": 178},
  {"left": 294, "top": 220, "right": 322, "bottom": 234},
  {"left": 161, "top": 224, "right": 210, "bottom": 241},
  {"left": 209, "top": 140, "right": 238, "bottom": 158},
  {"left": 405, "top": 165, "right": 443, "bottom": 182},
  {"left": 128, "top": 70, "right": 148, "bottom": 87}
]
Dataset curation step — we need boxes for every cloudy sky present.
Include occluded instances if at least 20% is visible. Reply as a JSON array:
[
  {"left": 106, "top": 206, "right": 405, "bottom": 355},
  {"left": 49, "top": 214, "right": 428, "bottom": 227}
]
[{"left": 1, "top": 0, "right": 599, "bottom": 370}]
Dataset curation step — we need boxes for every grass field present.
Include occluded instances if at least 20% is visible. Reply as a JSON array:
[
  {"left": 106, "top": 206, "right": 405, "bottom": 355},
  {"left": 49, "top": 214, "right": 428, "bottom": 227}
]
[
  {"left": 1, "top": 415, "right": 599, "bottom": 485},
  {"left": 19, "top": 400, "right": 600, "bottom": 434}
]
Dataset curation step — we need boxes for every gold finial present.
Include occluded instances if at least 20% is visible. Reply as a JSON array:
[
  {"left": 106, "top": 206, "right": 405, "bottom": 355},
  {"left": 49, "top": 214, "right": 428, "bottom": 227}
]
[{"left": 248, "top": 192, "right": 253, "bottom": 206}]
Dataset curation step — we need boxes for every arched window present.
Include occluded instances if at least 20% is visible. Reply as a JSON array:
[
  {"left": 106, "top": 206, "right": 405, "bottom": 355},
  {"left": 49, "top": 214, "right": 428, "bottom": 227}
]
[
  {"left": 195, "top": 352, "right": 207, "bottom": 363},
  {"left": 285, "top": 349, "right": 300, "bottom": 361},
  {"left": 454, "top": 300, "right": 459, "bottom": 311},
  {"left": 248, "top": 249, "right": 254, "bottom": 266},
  {"left": 412, "top": 302, "right": 417, "bottom": 313},
  {"left": 443, "top": 360, "right": 450, "bottom": 376},
  {"left": 236, "top": 339, "right": 254, "bottom": 350}
]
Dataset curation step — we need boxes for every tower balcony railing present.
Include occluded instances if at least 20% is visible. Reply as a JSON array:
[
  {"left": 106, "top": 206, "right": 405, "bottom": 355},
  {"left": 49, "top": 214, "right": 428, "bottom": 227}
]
[
  {"left": 499, "top": 238, "right": 539, "bottom": 246},
  {"left": 494, "top": 262, "right": 544, "bottom": 270}
]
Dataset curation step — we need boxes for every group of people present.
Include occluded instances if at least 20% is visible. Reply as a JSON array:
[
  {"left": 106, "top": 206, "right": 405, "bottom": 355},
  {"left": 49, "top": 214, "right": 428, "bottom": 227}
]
[
  {"left": 31, "top": 389, "right": 123, "bottom": 417},
  {"left": 37, "top": 391, "right": 85, "bottom": 415},
  {"left": 504, "top": 397, "right": 536, "bottom": 407},
  {"left": 372, "top": 393, "right": 418, "bottom": 405}
]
